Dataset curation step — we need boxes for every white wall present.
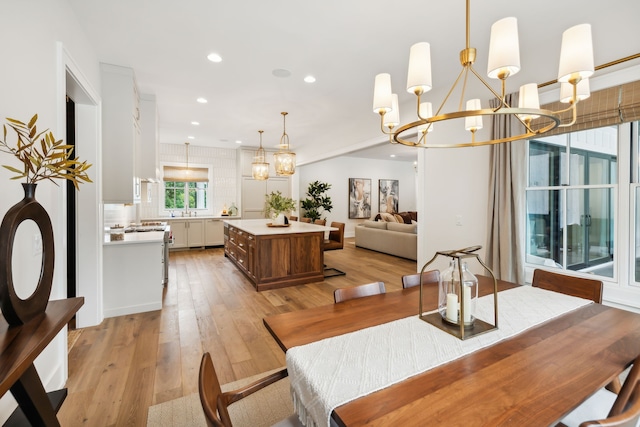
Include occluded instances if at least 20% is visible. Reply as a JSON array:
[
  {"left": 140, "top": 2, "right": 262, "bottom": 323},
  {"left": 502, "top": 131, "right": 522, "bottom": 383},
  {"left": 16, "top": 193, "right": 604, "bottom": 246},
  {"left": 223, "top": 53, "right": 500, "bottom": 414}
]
[
  {"left": 0, "top": 0, "right": 101, "bottom": 421},
  {"left": 298, "top": 157, "right": 417, "bottom": 237}
]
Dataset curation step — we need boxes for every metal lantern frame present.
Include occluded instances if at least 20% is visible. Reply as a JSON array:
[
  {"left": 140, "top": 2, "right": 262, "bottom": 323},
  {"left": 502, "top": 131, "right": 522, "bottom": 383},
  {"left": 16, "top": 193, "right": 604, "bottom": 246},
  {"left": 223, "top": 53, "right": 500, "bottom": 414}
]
[{"left": 418, "top": 245, "right": 498, "bottom": 340}]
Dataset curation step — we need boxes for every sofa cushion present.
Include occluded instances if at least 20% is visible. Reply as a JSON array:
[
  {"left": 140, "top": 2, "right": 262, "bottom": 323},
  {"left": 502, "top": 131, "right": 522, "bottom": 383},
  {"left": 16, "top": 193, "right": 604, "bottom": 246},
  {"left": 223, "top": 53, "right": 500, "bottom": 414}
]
[
  {"left": 387, "top": 222, "right": 417, "bottom": 234},
  {"left": 363, "top": 220, "right": 387, "bottom": 229}
]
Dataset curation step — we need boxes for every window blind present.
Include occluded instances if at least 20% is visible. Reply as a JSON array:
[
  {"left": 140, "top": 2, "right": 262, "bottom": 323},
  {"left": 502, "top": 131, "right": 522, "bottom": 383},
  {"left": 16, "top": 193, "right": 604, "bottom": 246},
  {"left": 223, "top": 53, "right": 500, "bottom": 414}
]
[{"left": 163, "top": 166, "right": 209, "bottom": 182}]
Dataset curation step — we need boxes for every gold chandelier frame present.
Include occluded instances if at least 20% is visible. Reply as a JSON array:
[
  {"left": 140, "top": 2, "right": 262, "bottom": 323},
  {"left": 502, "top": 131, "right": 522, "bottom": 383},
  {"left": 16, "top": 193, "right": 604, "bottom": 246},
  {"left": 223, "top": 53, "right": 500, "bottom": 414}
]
[{"left": 375, "top": 0, "right": 591, "bottom": 148}]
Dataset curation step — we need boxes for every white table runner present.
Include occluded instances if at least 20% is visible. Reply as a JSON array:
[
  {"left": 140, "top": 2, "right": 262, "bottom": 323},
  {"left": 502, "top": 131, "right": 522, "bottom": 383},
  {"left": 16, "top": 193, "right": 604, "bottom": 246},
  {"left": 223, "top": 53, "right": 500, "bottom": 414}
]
[{"left": 286, "top": 286, "right": 592, "bottom": 427}]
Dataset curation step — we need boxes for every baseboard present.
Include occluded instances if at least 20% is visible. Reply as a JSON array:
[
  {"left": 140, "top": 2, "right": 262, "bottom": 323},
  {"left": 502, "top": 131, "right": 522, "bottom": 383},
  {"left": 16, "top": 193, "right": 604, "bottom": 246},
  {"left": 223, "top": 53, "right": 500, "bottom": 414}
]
[{"left": 104, "top": 302, "right": 162, "bottom": 318}]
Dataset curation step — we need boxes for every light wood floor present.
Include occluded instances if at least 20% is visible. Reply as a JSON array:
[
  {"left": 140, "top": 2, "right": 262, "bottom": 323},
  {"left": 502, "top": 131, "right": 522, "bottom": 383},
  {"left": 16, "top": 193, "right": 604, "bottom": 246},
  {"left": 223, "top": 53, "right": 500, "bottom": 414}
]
[{"left": 57, "top": 238, "right": 416, "bottom": 426}]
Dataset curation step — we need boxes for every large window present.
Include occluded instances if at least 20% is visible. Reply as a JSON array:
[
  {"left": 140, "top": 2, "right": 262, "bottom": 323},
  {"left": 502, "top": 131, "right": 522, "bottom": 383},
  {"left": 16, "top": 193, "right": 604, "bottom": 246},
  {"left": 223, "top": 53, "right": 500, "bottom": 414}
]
[
  {"left": 164, "top": 181, "right": 208, "bottom": 212},
  {"left": 526, "top": 127, "right": 618, "bottom": 278}
]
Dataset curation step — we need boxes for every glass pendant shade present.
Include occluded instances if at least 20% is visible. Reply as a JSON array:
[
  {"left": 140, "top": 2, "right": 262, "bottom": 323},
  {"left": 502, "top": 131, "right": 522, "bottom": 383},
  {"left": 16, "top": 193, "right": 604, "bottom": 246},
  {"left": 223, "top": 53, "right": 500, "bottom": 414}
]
[
  {"left": 274, "top": 112, "right": 296, "bottom": 176},
  {"left": 517, "top": 83, "right": 541, "bottom": 121},
  {"left": 373, "top": 73, "right": 393, "bottom": 114},
  {"left": 252, "top": 130, "right": 269, "bottom": 180},
  {"left": 557, "top": 24, "right": 594, "bottom": 83},
  {"left": 464, "top": 99, "right": 483, "bottom": 131},
  {"left": 487, "top": 17, "right": 521, "bottom": 79},
  {"left": 560, "top": 78, "right": 591, "bottom": 103},
  {"left": 406, "top": 42, "right": 432, "bottom": 94},
  {"left": 384, "top": 94, "right": 400, "bottom": 128}
]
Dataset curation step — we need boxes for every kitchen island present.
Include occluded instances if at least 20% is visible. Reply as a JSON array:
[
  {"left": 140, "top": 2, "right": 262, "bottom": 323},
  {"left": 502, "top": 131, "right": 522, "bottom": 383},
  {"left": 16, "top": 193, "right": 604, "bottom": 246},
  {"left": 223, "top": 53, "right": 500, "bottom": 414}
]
[{"left": 224, "top": 219, "right": 334, "bottom": 291}]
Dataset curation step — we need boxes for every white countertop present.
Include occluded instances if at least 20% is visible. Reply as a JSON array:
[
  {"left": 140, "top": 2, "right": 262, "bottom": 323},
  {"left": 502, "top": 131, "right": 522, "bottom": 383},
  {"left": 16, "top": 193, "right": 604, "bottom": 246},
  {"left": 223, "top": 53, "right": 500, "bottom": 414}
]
[
  {"left": 224, "top": 219, "right": 336, "bottom": 236},
  {"left": 144, "top": 215, "right": 241, "bottom": 221},
  {"left": 103, "top": 230, "right": 165, "bottom": 245}
]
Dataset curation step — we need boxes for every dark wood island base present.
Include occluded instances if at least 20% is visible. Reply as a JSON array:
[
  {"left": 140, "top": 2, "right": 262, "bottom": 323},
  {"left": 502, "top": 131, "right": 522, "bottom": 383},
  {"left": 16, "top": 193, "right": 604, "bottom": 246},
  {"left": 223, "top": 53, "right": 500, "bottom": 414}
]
[{"left": 224, "top": 220, "right": 330, "bottom": 291}]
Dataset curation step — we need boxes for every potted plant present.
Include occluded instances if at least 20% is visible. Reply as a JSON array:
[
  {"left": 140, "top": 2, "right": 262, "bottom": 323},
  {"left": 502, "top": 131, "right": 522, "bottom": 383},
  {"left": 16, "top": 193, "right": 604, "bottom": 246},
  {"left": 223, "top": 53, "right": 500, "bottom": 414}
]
[
  {"left": 301, "top": 181, "right": 333, "bottom": 222},
  {"left": 263, "top": 191, "right": 296, "bottom": 224},
  {"left": 0, "top": 114, "right": 92, "bottom": 325}
]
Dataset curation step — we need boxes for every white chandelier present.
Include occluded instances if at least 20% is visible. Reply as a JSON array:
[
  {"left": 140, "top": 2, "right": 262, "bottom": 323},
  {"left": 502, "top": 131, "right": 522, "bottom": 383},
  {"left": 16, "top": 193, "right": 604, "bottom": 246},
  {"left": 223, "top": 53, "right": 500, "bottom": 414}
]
[
  {"left": 372, "top": 0, "right": 594, "bottom": 148},
  {"left": 251, "top": 130, "right": 269, "bottom": 180},
  {"left": 273, "top": 112, "right": 296, "bottom": 176}
]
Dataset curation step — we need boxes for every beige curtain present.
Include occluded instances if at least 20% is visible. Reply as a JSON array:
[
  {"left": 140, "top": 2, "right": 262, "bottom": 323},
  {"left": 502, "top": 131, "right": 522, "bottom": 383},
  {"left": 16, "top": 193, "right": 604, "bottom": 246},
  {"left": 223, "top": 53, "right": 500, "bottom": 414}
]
[{"left": 485, "top": 93, "right": 526, "bottom": 284}]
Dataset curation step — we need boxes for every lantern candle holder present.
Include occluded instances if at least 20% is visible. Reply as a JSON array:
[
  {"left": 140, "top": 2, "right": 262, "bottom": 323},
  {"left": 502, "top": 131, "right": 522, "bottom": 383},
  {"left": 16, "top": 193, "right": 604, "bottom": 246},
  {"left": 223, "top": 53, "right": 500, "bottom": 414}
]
[{"left": 418, "top": 245, "right": 498, "bottom": 340}]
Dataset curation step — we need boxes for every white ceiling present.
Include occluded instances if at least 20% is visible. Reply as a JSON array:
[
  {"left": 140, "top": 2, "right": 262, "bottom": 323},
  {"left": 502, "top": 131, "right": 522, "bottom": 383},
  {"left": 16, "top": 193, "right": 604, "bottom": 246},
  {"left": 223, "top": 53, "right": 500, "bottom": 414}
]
[{"left": 67, "top": 0, "right": 639, "bottom": 163}]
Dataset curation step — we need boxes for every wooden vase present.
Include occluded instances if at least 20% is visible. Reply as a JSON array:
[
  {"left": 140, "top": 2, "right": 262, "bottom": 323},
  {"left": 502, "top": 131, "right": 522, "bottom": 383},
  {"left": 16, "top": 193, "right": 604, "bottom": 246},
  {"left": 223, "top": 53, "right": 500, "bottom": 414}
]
[{"left": 0, "top": 183, "right": 55, "bottom": 326}]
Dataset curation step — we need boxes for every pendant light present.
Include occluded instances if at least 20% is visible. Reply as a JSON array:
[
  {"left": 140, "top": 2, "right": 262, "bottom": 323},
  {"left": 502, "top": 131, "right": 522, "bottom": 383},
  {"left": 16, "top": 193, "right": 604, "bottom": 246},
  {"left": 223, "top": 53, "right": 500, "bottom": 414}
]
[
  {"left": 252, "top": 130, "right": 269, "bottom": 180},
  {"left": 273, "top": 112, "right": 296, "bottom": 176}
]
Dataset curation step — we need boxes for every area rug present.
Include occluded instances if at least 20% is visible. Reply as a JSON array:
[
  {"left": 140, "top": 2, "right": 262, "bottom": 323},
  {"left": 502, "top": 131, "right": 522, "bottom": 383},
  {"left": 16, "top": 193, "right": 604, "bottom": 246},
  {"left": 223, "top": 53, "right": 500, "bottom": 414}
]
[{"left": 147, "top": 368, "right": 294, "bottom": 426}]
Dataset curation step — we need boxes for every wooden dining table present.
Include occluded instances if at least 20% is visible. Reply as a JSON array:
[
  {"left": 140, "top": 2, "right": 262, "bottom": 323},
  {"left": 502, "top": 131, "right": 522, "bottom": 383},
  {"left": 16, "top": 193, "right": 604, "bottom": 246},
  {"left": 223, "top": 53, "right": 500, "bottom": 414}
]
[{"left": 263, "top": 276, "right": 640, "bottom": 426}]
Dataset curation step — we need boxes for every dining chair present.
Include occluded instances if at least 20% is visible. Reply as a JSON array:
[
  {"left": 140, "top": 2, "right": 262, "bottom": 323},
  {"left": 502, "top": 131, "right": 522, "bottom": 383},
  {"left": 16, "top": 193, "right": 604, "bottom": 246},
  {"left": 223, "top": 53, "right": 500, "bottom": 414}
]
[
  {"left": 299, "top": 217, "right": 311, "bottom": 223},
  {"left": 559, "top": 354, "right": 640, "bottom": 427},
  {"left": 334, "top": 281, "right": 386, "bottom": 303},
  {"left": 401, "top": 270, "right": 440, "bottom": 289},
  {"left": 314, "top": 219, "right": 326, "bottom": 226},
  {"left": 532, "top": 269, "right": 603, "bottom": 303},
  {"left": 198, "top": 352, "right": 302, "bottom": 427},
  {"left": 289, "top": 215, "right": 298, "bottom": 221}
]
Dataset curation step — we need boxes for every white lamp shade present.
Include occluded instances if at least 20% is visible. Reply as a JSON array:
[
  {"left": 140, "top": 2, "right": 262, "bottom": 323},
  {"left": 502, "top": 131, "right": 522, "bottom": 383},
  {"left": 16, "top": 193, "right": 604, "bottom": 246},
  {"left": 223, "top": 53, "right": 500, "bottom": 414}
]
[
  {"left": 487, "top": 17, "right": 521, "bottom": 79},
  {"left": 417, "top": 102, "right": 434, "bottom": 132},
  {"left": 464, "top": 99, "right": 483, "bottom": 131},
  {"left": 406, "top": 42, "right": 432, "bottom": 94},
  {"left": 384, "top": 94, "right": 400, "bottom": 128},
  {"left": 558, "top": 24, "right": 594, "bottom": 83},
  {"left": 560, "top": 78, "right": 591, "bottom": 103},
  {"left": 373, "top": 73, "right": 393, "bottom": 113},
  {"left": 518, "top": 83, "right": 540, "bottom": 121}
]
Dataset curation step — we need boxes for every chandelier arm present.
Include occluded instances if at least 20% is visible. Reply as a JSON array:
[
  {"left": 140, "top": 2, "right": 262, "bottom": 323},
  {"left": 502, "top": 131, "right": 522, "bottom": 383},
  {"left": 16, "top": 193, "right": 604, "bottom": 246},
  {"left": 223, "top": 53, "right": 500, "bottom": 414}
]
[
  {"left": 557, "top": 102, "right": 579, "bottom": 128},
  {"left": 458, "top": 66, "right": 472, "bottom": 112},
  {"left": 433, "top": 66, "right": 468, "bottom": 118},
  {"left": 378, "top": 113, "right": 397, "bottom": 136},
  {"left": 468, "top": 66, "right": 509, "bottom": 109}
]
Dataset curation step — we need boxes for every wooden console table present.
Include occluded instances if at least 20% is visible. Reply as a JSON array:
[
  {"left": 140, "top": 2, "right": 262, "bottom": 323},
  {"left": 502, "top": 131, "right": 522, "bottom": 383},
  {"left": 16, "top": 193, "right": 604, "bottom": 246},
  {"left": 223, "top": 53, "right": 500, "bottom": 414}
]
[{"left": 0, "top": 297, "right": 84, "bottom": 426}]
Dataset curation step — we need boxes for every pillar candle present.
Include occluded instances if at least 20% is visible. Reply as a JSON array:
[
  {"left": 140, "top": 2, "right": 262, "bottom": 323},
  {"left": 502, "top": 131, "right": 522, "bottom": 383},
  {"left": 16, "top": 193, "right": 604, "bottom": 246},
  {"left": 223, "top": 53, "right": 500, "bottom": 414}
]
[
  {"left": 446, "top": 293, "right": 458, "bottom": 322},
  {"left": 463, "top": 285, "right": 472, "bottom": 323}
]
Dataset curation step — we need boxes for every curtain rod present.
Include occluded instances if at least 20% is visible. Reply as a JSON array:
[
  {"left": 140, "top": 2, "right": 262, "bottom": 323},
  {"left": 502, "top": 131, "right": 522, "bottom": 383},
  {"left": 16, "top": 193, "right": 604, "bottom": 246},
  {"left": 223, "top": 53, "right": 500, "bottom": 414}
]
[{"left": 538, "top": 53, "right": 640, "bottom": 89}]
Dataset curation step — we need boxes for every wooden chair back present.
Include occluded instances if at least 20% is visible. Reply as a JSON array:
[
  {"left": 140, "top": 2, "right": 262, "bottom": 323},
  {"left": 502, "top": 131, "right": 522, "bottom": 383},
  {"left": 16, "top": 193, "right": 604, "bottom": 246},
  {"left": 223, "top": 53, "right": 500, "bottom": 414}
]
[
  {"left": 334, "top": 281, "right": 386, "bottom": 303},
  {"left": 289, "top": 216, "right": 298, "bottom": 221},
  {"left": 582, "top": 354, "right": 640, "bottom": 426},
  {"left": 314, "top": 219, "right": 326, "bottom": 226},
  {"left": 402, "top": 270, "right": 440, "bottom": 289},
  {"left": 324, "top": 222, "right": 345, "bottom": 251},
  {"left": 198, "top": 352, "right": 291, "bottom": 427},
  {"left": 300, "top": 217, "right": 311, "bottom": 223},
  {"left": 532, "top": 269, "right": 603, "bottom": 303}
]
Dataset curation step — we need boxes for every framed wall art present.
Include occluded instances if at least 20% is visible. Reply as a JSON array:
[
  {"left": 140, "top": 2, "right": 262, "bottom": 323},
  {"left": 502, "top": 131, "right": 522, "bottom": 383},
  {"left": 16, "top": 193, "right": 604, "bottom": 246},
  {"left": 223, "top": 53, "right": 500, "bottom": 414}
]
[
  {"left": 348, "top": 178, "right": 371, "bottom": 219},
  {"left": 379, "top": 179, "right": 399, "bottom": 213}
]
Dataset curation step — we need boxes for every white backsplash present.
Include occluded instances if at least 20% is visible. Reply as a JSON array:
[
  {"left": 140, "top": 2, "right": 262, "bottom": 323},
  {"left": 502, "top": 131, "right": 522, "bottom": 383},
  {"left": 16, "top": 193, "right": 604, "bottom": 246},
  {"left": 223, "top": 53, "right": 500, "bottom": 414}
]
[{"left": 104, "top": 203, "right": 138, "bottom": 227}]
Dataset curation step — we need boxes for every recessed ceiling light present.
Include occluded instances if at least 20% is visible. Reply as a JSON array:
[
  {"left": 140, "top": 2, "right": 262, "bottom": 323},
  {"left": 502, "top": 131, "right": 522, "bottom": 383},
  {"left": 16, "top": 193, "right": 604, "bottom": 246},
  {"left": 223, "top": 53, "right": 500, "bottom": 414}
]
[
  {"left": 304, "top": 75, "right": 316, "bottom": 83},
  {"left": 197, "top": 97, "right": 208, "bottom": 103},
  {"left": 272, "top": 68, "right": 292, "bottom": 78},
  {"left": 235, "top": 140, "right": 242, "bottom": 144},
  {"left": 390, "top": 154, "right": 396, "bottom": 158},
  {"left": 191, "top": 121, "right": 200, "bottom": 125},
  {"left": 207, "top": 53, "right": 222, "bottom": 63},
  {"left": 188, "top": 136, "right": 195, "bottom": 139}
]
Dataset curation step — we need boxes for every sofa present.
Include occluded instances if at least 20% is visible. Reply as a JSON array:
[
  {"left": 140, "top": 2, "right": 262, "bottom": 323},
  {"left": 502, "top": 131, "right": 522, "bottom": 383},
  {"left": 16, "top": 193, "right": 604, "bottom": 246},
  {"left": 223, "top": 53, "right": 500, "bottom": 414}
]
[{"left": 355, "top": 219, "right": 417, "bottom": 260}]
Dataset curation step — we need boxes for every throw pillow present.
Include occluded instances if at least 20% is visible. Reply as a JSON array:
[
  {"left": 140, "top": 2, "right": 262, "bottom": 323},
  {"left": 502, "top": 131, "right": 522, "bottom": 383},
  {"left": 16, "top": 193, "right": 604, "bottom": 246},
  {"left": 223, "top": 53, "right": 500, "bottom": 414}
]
[
  {"left": 393, "top": 213, "right": 405, "bottom": 223},
  {"left": 398, "top": 212, "right": 413, "bottom": 224},
  {"left": 379, "top": 212, "right": 397, "bottom": 222}
]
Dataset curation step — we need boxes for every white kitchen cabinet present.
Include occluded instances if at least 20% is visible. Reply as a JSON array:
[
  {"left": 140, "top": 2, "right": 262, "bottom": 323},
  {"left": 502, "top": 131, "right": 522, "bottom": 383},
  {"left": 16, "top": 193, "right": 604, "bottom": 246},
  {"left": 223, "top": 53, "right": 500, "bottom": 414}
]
[
  {"left": 204, "top": 219, "right": 224, "bottom": 246},
  {"left": 168, "top": 219, "right": 205, "bottom": 248},
  {"left": 139, "top": 93, "right": 159, "bottom": 182},
  {"left": 103, "top": 241, "right": 162, "bottom": 317},
  {"left": 101, "top": 63, "right": 141, "bottom": 204},
  {"left": 241, "top": 177, "right": 290, "bottom": 219}
]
